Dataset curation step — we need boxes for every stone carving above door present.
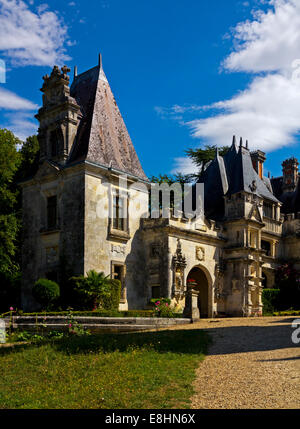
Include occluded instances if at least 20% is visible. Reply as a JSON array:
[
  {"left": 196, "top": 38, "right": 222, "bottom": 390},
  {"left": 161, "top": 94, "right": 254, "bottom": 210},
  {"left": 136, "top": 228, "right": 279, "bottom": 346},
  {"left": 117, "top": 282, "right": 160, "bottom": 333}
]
[{"left": 196, "top": 246, "right": 205, "bottom": 261}]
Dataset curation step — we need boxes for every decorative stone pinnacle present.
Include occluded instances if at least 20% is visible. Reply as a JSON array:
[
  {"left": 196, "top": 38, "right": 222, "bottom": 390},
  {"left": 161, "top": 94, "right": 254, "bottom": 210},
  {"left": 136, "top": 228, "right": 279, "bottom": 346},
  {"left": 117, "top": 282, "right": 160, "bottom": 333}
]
[{"left": 61, "top": 65, "right": 71, "bottom": 81}]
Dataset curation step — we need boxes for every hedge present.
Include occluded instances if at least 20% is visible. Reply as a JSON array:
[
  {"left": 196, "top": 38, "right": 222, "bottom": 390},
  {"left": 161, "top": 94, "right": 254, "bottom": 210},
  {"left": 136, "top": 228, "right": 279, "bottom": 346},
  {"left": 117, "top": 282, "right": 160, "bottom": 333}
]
[
  {"left": 102, "top": 279, "right": 121, "bottom": 311},
  {"left": 262, "top": 289, "right": 280, "bottom": 315}
]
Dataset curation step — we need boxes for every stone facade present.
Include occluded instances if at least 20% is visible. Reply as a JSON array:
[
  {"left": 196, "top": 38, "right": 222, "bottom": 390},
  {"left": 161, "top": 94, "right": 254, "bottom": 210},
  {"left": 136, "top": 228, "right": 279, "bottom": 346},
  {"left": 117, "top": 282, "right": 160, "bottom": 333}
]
[{"left": 20, "top": 58, "right": 300, "bottom": 316}]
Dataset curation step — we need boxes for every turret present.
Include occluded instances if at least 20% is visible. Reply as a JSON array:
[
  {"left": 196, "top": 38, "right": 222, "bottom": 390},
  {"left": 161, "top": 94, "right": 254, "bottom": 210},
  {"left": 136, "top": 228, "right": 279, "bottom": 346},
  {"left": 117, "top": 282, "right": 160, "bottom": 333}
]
[{"left": 35, "top": 65, "right": 81, "bottom": 164}]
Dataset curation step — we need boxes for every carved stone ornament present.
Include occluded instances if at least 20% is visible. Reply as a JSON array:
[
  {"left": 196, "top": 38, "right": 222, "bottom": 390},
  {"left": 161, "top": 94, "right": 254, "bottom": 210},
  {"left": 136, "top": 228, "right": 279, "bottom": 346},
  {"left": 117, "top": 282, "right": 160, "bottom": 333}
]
[
  {"left": 111, "top": 244, "right": 126, "bottom": 256},
  {"left": 172, "top": 239, "right": 187, "bottom": 300},
  {"left": 249, "top": 180, "right": 257, "bottom": 192},
  {"left": 196, "top": 246, "right": 205, "bottom": 261}
]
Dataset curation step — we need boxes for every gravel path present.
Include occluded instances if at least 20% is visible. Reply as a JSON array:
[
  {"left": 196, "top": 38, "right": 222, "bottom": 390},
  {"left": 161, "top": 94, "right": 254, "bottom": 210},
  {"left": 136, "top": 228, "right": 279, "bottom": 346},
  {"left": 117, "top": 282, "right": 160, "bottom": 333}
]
[{"left": 188, "top": 316, "right": 300, "bottom": 409}]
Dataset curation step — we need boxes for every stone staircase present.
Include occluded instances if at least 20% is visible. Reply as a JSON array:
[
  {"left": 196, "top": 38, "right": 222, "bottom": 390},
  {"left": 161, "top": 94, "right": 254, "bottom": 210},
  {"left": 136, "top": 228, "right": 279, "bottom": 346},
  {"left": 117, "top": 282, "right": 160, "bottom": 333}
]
[{"left": 5, "top": 316, "right": 192, "bottom": 333}]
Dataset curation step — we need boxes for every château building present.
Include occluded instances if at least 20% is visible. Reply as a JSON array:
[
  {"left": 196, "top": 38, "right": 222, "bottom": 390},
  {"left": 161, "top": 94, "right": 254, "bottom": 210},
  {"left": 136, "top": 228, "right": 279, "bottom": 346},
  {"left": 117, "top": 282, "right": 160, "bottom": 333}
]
[{"left": 20, "top": 57, "right": 300, "bottom": 316}]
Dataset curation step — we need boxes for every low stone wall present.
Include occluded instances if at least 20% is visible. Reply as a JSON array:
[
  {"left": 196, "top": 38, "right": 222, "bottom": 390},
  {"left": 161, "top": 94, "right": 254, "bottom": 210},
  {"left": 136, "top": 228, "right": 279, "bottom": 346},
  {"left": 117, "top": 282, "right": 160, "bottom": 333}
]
[{"left": 4, "top": 316, "right": 192, "bottom": 333}]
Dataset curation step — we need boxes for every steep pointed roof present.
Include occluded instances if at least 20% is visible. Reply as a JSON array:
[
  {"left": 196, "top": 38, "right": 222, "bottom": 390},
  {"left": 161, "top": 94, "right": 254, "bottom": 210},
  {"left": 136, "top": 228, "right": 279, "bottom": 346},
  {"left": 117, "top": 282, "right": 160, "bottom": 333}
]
[
  {"left": 227, "top": 144, "right": 278, "bottom": 202},
  {"left": 69, "top": 58, "right": 148, "bottom": 181},
  {"left": 197, "top": 150, "right": 229, "bottom": 219},
  {"left": 197, "top": 137, "right": 279, "bottom": 219}
]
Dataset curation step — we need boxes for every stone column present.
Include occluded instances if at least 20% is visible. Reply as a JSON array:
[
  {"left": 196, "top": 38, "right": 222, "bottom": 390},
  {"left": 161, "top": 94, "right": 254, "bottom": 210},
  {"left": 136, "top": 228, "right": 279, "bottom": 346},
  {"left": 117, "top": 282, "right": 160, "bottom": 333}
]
[{"left": 183, "top": 286, "right": 200, "bottom": 320}]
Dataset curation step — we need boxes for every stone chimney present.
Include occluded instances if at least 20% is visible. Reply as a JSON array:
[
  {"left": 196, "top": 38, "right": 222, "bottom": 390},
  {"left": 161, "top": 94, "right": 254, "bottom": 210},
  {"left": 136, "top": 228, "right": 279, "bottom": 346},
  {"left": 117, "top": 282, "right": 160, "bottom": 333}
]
[
  {"left": 251, "top": 150, "right": 266, "bottom": 179},
  {"left": 282, "top": 157, "right": 299, "bottom": 193}
]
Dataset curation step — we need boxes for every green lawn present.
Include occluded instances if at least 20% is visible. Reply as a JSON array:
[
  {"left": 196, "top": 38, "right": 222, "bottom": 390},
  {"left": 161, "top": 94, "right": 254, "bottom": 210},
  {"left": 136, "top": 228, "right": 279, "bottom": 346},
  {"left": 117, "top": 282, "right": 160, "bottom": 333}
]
[{"left": 0, "top": 329, "right": 210, "bottom": 409}]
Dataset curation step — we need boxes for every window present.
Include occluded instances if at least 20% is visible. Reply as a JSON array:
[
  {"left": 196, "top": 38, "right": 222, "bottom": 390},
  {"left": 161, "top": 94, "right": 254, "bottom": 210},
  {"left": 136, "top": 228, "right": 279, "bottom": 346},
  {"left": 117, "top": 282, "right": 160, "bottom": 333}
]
[
  {"left": 47, "top": 196, "right": 57, "bottom": 229},
  {"left": 113, "top": 193, "right": 126, "bottom": 231},
  {"left": 151, "top": 285, "right": 160, "bottom": 299},
  {"left": 263, "top": 201, "right": 273, "bottom": 219},
  {"left": 261, "top": 240, "right": 271, "bottom": 256}
]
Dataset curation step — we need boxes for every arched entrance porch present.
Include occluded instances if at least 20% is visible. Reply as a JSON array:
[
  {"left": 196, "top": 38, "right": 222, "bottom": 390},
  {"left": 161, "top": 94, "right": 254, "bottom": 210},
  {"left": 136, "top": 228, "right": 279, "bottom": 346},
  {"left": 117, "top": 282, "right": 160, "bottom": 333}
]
[{"left": 187, "top": 266, "right": 210, "bottom": 318}]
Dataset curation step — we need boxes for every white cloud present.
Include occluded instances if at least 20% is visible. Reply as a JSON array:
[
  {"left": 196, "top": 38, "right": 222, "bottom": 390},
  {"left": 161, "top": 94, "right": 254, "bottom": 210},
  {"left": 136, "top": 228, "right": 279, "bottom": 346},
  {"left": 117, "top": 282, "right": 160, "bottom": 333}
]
[
  {"left": 188, "top": 73, "right": 300, "bottom": 152},
  {"left": 0, "top": 0, "right": 71, "bottom": 66},
  {"left": 156, "top": 0, "right": 300, "bottom": 173},
  {"left": 3, "top": 112, "right": 38, "bottom": 141},
  {"left": 171, "top": 157, "right": 198, "bottom": 175},
  {"left": 0, "top": 87, "right": 38, "bottom": 141},
  {"left": 223, "top": 0, "right": 300, "bottom": 74},
  {"left": 0, "top": 87, "right": 37, "bottom": 110}
]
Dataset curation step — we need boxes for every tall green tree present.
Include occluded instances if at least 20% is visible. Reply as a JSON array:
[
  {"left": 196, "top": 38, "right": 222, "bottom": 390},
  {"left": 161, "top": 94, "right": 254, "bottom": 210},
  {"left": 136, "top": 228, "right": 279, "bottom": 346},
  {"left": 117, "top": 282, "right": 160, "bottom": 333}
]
[
  {"left": 185, "top": 145, "right": 230, "bottom": 177},
  {"left": 16, "top": 134, "right": 40, "bottom": 183},
  {"left": 0, "top": 128, "right": 22, "bottom": 275},
  {"left": 0, "top": 130, "right": 39, "bottom": 311}
]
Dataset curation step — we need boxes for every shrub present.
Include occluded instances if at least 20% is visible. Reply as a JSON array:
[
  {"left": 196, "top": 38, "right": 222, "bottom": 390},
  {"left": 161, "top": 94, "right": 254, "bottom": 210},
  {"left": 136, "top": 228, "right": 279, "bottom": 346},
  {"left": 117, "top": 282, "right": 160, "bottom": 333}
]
[
  {"left": 102, "top": 279, "right": 121, "bottom": 311},
  {"left": 150, "top": 297, "right": 171, "bottom": 307},
  {"left": 32, "top": 278, "right": 60, "bottom": 310},
  {"left": 262, "top": 289, "right": 280, "bottom": 315},
  {"left": 69, "top": 271, "right": 121, "bottom": 311},
  {"left": 276, "top": 278, "right": 300, "bottom": 311},
  {"left": 151, "top": 298, "right": 176, "bottom": 318}
]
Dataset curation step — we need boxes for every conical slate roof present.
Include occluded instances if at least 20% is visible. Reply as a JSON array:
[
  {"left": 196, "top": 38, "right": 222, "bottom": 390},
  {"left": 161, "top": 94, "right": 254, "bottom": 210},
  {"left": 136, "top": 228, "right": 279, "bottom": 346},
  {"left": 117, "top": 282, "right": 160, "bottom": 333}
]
[{"left": 69, "top": 58, "right": 148, "bottom": 181}]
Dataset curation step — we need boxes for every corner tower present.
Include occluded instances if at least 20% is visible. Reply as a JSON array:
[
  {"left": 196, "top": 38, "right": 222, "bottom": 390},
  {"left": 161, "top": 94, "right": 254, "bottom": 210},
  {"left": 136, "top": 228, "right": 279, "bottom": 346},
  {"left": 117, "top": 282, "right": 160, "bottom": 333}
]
[{"left": 35, "top": 65, "right": 81, "bottom": 164}]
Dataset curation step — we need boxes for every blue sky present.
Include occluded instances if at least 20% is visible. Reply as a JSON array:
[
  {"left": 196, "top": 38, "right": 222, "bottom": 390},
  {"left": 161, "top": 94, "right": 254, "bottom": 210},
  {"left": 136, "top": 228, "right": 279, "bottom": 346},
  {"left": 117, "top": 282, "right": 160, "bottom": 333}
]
[{"left": 0, "top": 0, "right": 300, "bottom": 179}]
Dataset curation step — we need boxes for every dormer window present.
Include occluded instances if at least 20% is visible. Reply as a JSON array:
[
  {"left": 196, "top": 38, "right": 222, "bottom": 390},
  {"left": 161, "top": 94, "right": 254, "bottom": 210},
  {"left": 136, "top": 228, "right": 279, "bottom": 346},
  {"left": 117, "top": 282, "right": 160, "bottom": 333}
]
[{"left": 263, "top": 201, "right": 273, "bottom": 219}]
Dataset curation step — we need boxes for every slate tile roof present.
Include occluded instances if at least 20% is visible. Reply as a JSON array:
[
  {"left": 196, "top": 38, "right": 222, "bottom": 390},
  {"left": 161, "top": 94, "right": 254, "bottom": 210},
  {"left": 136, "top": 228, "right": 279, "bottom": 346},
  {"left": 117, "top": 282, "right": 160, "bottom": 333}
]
[
  {"left": 198, "top": 137, "right": 279, "bottom": 219},
  {"left": 68, "top": 60, "right": 148, "bottom": 181}
]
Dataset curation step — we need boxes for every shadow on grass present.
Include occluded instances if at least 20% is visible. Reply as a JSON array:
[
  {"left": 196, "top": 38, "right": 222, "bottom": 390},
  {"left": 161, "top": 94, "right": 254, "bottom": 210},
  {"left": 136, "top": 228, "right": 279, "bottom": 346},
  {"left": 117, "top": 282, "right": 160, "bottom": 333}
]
[
  {"left": 1, "top": 318, "right": 298, "bottom": 358},
  {"left": 0, "top": 329, "right": 211, "bottom": 357},
  {"left": 52, "top": 329, "right": 211, "bottom": 355}
]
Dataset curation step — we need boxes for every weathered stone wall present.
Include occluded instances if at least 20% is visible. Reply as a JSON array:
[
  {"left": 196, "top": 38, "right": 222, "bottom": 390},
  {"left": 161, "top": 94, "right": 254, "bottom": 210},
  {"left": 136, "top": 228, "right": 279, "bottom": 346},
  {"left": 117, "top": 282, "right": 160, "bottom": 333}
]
[
  {"left": 280, "top": 217, "right": 300, "bottom": 270},
  {"left": 21, "top": 165, "right": 85, "bottom": 311},
  {"left": 59, "top": 167, "right": 85, "bottom": 279},
  {"left": 83, "top": 168, "right": 149, "bottom": 310}
]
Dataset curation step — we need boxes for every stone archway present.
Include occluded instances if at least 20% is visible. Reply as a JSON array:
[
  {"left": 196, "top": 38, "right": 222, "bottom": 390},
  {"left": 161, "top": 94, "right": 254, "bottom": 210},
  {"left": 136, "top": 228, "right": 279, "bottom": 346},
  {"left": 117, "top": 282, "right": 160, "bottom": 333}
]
[{"left": 187, "top": 266, "right": 209, "bottom": 318}]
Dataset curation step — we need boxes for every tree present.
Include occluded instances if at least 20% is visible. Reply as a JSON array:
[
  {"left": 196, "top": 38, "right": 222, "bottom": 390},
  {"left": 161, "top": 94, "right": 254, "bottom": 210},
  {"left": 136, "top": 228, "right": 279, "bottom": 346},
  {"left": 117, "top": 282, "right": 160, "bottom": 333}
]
[
  {"left": 0, "top": 128, "right": 22, "bottom": 276},
  {"left": 150, "top": 145, "right": 230, "bottom": 185},
  {"left": 185, "top": 145, "right": 230, "bottom": 178},
  {"left": 149, "top": 173, "right": 193, "bottom": 185},
  {"left": 15, "top": 135, "right": 40, "bottom": 183},
  {"left": 0, "top": 128, "right": 22, "bottom": 311}
]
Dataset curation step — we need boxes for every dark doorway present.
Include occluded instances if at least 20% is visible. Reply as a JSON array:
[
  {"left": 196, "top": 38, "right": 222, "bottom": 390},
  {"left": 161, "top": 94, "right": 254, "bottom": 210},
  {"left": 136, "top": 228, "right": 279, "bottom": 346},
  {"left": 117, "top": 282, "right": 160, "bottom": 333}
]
[{"left": 187, "top": 266, "right": 209, "bottom": 318}]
